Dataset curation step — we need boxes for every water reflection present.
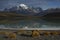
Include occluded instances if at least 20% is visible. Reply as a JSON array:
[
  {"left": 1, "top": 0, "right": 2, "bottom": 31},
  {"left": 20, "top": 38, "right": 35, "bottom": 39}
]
[{"left": 0, "top": 18, "right": 60, "bottom": 28}]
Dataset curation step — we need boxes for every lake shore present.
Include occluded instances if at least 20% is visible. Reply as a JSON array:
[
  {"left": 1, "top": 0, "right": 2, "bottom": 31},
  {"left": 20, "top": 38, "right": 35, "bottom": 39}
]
[{"left": 0, "top": 29, "right": 60, "bottom": 40}]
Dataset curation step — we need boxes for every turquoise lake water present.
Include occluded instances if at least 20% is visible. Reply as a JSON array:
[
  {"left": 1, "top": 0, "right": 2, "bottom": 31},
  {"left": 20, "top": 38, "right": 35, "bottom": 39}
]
[{"left": 0, "top": 18, "right": 60, "bottom": 28}]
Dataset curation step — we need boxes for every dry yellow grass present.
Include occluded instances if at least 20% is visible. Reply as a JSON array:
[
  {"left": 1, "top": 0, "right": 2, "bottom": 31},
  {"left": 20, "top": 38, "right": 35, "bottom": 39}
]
[
  {"left": 8, "top": 33, "right": 16, "bottom": 39},
  {"left": 32, "top": 30, "right": 40, "bottom": 37},
  {"left": 51, "top": 32, "right": 59, "bottom": 35},
  {"left": 44, "top": 32, "right": 51, "bottom": 36}
]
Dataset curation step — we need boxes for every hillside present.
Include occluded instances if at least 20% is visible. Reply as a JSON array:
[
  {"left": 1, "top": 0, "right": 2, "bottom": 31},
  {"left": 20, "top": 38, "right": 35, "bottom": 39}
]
[{"left": 42, "top": 8, "right": 60, "bottom": 19}]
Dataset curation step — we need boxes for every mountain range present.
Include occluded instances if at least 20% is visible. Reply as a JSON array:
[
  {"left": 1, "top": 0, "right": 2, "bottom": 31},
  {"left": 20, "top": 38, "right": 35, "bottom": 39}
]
[
  {"left": 3, "top": 4, "right": 43, "bottom": 16},
  {"left": 2, "top": 4, "right": 60, "bottom": 17}
]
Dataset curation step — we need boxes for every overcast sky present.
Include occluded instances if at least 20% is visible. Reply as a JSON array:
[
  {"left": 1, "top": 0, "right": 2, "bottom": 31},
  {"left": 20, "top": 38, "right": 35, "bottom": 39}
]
[{"left": 0, "top": 0, "right": 60, "bottom": 10}]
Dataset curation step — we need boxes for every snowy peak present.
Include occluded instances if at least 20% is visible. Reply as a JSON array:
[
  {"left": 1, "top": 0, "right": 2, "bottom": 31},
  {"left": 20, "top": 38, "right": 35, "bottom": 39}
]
[
  {"left": 17, "top": 4, "right": 29, "bottom": 9},
  {"left": 3, "top": 3, "right": 43, "bottom": 16}
]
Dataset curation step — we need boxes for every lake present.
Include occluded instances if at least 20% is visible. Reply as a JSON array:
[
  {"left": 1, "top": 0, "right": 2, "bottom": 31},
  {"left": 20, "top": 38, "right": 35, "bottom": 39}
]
[{"left": 0, "top": 18, "right": 60, "bottom": 28}]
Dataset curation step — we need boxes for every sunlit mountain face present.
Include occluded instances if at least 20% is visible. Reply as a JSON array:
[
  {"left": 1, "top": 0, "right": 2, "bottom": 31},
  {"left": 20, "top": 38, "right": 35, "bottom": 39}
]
[{"left": 19, "top": 4, "right": 29, "bottom": 9}]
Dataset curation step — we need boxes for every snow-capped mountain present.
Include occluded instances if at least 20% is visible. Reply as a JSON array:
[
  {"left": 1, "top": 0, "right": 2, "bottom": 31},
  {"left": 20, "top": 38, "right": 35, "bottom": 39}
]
[
  {"left": 19, "top": 4, "right": 29, "bottom": 9},
  {"left": 3, "top": 4, "right": 60, "bottom": 17},
  {"left": 4, "top": 4, "right": 42, "bottom": 16}
]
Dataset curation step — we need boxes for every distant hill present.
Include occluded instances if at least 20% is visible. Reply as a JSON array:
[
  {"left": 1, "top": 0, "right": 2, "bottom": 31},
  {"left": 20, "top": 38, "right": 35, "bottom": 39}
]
[{"left": 42, "top": 8, "right": 60, "bottom": 19}]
